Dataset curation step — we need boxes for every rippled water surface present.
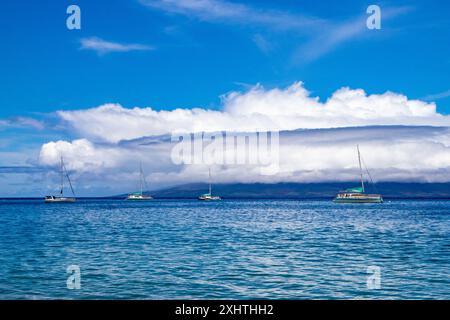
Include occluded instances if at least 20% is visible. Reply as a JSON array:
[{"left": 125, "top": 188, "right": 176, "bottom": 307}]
[{"left": 0, "top": 199, "right": 449, "bottom": 299}]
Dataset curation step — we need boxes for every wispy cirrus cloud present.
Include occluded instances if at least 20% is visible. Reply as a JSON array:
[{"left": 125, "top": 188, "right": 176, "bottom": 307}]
[
  {"left": 422, "top": 89, "right": 450, "bottom": 102},
  {"left": 80, "top": 37, "right": 154, "bottom": 55},
  {"left": 302, "top": 4, "right": 413, "bottom": 63},
  {"left": 293, "top": 5, "right": 414, "bottom": 63},
  {"left": 252, "top": 34, "right": 273, "bottom": 54},
  {"left": 141, "top": 1, "right": 412, "bottom": 63},
  {"left": 0, "top": 117, "right": 44, "bottom": 130},
  {"left": 139, "top": 0, "right": 325, "bottom": 31}
]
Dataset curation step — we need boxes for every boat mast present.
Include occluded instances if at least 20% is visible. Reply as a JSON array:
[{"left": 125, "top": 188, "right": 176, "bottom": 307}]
[
  {"left": 140, "top": 162, "right": 143, "bottom": 196},
  {"left": 209, "top": 168, "right": 212, "bottom": 195},
  {"left": 357, "top": 145, "right": 365, "bottom": 193},
  {"left": 60, "top": 156, "right": 64, "bottom": 196}
]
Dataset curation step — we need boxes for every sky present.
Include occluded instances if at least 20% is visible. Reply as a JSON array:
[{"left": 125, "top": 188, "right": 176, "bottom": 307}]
[{"left": 1, "top": 0, "right": 450, "bottom": 196}]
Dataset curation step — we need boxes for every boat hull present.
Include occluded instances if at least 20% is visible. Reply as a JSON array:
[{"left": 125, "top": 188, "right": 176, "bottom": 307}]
[
  {"left": 333, "top": 193, "right": 383, "bottom": 203},
  {"left": 333, "top": 198, "right": 383, "bottom": 203},
  {"left": 45, "top": 197, "right": 76, "bottom": 203},
  {"left": 126, "top": 195, "right": 153, "bottom": 201},
  {"left": 198, "top": 196, "right": 221, "bottom": 201}
]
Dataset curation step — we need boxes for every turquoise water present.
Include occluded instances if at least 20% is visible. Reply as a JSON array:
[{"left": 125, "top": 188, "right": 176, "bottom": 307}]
[{"left": 0, "top": 199, "right": 449, "bottom": 299}]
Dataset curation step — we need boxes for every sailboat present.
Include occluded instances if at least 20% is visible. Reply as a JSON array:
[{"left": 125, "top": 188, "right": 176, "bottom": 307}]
[
  {"left": 45, "top": 156, "right": 76, "bottom": 203},
  {"left": 333, "top": 145, "right": 383, "bottom": 204},
  {"left": 198, "top": 168, "right": 221, "bottom": 201},
  {"left": 126, "top": 163, "right": 153, "bottom": 201}
]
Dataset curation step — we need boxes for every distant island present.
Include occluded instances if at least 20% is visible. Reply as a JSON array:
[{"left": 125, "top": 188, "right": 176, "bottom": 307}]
[{"left": 117, "top": 182, "right": 450, "bottom": 199}]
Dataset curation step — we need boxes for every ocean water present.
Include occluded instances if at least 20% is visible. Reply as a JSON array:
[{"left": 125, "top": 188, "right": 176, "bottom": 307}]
[{"left": 0, "top": 199, "right": 449, "bottom": 300}]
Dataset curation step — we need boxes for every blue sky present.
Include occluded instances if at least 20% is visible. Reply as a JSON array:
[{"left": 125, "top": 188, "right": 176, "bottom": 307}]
[
  {"left": 1, "top": 0, "right": 450, "bottom": 196},
  {"left": 1, "top": 0, "right": 450, "bottom": 117}
]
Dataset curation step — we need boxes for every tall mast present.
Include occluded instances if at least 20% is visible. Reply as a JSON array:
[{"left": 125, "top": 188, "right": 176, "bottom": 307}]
[
  {"left": 209, "top": 168, "right": 212, "bottom": 195},
  {"left": 140, "top": 162, "right": 143, "bottom": 195},
  {"left": 60, "top": 156, "right": 64, "bottom": 196},
  {"left": 357, "top": 145, "right": 365, "bottom": 193}
]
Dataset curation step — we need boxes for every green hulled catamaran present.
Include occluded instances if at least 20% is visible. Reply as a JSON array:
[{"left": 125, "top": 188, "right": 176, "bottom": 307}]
[{"left": 333, "top": 145, "right": 383, "bottom": 204}]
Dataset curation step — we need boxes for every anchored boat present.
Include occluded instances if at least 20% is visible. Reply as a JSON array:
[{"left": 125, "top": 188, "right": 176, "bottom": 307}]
[
  {"left": 333, "top": 145, "right": 383, "bottom": 204},
  {"left": 126, "top": 163, "right": 153, "bottom": 201},
  {"left": 45, "top": 156, "right": 76, "bottom": 203},
  {"left": 198, "top": 168, "right": 221, "bottom": 201}
]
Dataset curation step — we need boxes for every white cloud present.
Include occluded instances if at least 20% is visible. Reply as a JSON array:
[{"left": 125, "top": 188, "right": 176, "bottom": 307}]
[
  {"left": 35, "top": 82, "right": 450, "bottom": 193},
  {"left": 56, "top": 82, "right": 447, "bottom": 143},
  {"left": 140, "top": 0, "right": 323, "bottom": 31},
  {"left": 39, "top": 139, "right": 122, "bottom": 172},
  {"left": 422, "top": 89, "right": 450, "bottom": 102},
  {"left": 252, "top": 34, "right": 273, "bottom": 54},
  {"left": 141, "top": 1, "right": 411, "bottom": 62},
  {"left": 80, "top": 37, "right": 154, "bottom": 55},
  {"left": 294, "top": 6, "right": 413, "bottom": 63},
  {"left": 37, "top": 127, "right": 450, "bottom": 194},
  {"left": 0, "top": 117, "right": 44, "bottom": 130}
]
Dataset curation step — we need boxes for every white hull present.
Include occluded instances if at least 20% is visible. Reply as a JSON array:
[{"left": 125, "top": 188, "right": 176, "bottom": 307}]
[
  {"left": 198, "top": 169, "right": 221, "bottom": 201},
  {"left": 198, "top": 195, "right": 221, "bottom": 201},
  {"left": 45, "top": 197, "right": 76, "bottom": 203},
  {"left": 127, "top": 163, "right": 153, "bottom": 201},
  {"left": 126, "top": 195, "right": 153, "bottom": 201},
  {"left": 45, "top": 157, "right": 76, "bottom": 203}
]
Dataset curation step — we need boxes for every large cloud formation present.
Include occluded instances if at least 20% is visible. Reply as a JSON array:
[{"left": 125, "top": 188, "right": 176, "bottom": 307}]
[
  {"left": 38, "top": 126, "right": 450, "bottom": 187},
  {"left": 38, "top": 82, "right": 450, "bottom": 194},
  {"left": 56, "top": 82, "right": 447, "bottom": 143}
]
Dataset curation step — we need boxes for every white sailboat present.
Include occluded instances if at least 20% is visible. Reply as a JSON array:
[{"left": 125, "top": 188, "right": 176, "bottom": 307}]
[
  {"left": 126, "top": 163, "right": 153, "bottom": 201},
  {"left": 45, "top": 156, "right": 76, "bottom": 203},
  {"left": 333, "top": 145, "right": 383, "bottom": 203},
  {"left": 198, "top": 168, "right": 221, "bottom": 201}
]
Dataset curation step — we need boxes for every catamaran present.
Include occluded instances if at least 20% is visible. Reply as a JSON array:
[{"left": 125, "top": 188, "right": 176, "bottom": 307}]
[
  {"left": 198, "top": 168, "right": 221, "bottom": 201},
  {"left": 333, "top": 145, "right": 383, "bottom": 204},
  {"left": 126, "top": 163, "right": 153, "bottom": 201},
  {"left": 45, "top": 156, "right": 76, "bottom": 203}
]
